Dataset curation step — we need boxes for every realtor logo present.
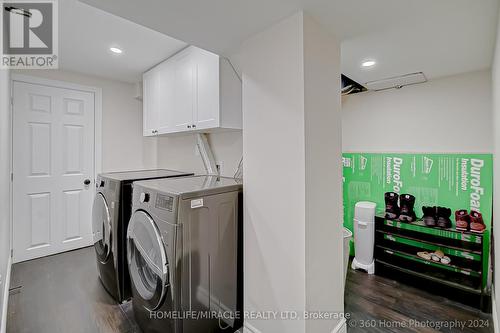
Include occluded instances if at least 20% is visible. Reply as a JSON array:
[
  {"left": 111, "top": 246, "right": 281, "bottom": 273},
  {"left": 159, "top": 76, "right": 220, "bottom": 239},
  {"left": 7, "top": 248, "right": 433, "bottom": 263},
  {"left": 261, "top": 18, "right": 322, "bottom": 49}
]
[{"left": 1, "top": 0, "right": 58, "bottom": 68}]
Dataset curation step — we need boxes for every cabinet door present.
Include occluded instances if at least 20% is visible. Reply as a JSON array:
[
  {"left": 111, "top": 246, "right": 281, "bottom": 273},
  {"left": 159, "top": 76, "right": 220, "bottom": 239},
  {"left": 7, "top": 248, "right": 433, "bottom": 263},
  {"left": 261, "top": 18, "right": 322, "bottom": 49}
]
[
  {"left": 194, "top": 49, "right": 220, "bottom": 130},
  {"left": 156, "top": 60, "right": 175, "bottom": 134},
  {"left": 173, "top": 50, "right": 195, "bottom": 132},
  {"left": 143, "top": 68, "right": 160, "bottom": 136}
]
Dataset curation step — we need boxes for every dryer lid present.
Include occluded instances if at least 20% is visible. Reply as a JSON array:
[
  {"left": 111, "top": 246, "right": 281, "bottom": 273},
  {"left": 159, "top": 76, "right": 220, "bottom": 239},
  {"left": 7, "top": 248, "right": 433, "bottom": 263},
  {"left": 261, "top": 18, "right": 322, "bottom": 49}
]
[{"left": 100, "top": 169, "right": 191, "bottom": 182}]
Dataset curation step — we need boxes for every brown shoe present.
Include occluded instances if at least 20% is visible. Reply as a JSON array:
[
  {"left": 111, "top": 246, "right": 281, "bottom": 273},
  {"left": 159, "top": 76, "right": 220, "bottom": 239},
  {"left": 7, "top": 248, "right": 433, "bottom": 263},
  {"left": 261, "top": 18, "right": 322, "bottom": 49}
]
[
  {"left": 455, "top": 210, "right": 470, "bottom": 231},
  {"left": 470, "top": 210, "right": 486, "bottom": 233},
  {"left": 417, "top": 251, "right": 431, "bottom": 260}
]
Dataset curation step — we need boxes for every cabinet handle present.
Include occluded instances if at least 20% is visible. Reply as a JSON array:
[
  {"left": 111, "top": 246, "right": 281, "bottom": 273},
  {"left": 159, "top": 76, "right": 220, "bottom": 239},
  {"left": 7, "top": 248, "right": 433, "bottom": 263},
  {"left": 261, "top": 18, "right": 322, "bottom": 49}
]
[
  {"left": 187, "top": 125, "right": 192, "bottom": 129},
  {"left": 151, "top": 130, "right": 155, "bottom": 134},
  {"left": 192, "top": 124, "right": 196, "bottom": 128}
]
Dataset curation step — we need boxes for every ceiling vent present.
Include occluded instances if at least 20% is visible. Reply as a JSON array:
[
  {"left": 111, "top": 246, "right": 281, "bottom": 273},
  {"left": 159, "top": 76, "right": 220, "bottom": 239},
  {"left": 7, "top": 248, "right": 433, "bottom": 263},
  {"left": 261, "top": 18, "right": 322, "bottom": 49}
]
[{"left": 365, "top": 72, "right": 427, "bottom": 91}]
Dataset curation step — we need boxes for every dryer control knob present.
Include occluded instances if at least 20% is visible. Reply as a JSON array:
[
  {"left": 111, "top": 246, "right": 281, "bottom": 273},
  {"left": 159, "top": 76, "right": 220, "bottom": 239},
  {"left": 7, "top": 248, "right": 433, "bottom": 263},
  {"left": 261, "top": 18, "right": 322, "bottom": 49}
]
[{"left": 140, "top": 192, "right": 150, "bottom": 203}]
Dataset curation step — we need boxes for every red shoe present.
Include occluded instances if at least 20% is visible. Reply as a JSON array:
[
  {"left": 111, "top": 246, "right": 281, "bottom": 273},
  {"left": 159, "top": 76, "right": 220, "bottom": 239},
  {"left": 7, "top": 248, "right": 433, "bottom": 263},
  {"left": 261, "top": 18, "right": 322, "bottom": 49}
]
[
  {"left": 470, "top": 210, "right": 486, "bottom": 233},
  {"left": 455, "top": 210, "right": 470, "bottom": 231}
]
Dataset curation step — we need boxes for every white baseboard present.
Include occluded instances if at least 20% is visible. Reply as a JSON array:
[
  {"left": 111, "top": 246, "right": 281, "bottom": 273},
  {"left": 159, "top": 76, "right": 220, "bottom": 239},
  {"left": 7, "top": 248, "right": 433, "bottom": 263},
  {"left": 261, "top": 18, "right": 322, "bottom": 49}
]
[
  {"left": 0, "top": 255, "right": 12, "bottom": 333},
  {"left": 493, "top": 288, "right": 499, "bottom": 333},
  {"left": 243, "top": 317, "right": 347, "bottom": 333},
  {"left": 331, "top": 318, "right": 347, "bottom": 333}
]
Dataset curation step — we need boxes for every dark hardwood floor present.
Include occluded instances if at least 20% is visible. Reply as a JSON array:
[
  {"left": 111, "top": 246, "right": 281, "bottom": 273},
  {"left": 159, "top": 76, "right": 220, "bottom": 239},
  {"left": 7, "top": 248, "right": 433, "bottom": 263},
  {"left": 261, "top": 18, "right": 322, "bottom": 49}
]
[
  {"left": 345, "top": 266, "right": 493, "bottom": 333},
  {"left": 6, "top": 247, "right": 493, "bottom": 333},
  {"left": 7, "top": 246, "right": 140, "bottom": 333}
]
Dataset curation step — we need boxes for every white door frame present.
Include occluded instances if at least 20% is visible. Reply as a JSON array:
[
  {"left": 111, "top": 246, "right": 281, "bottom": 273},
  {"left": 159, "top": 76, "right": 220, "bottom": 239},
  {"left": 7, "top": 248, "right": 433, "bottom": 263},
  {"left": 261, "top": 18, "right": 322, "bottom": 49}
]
[{"left": 10, "top": 74, "right": 102, "bottom": 257}]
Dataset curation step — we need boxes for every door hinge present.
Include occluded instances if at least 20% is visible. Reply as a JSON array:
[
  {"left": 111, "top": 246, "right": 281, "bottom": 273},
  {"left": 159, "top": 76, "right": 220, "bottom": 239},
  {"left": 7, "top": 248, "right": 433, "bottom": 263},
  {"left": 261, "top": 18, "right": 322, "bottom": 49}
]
[
  {"left": 10, "top": 97, "right": 13, "bottom": 106},
  {"left": 10, "top": 249, "right": 13, "bottom": 257},
  {"left": 10, "top": 173, "right": 13, "bottom": 182}
]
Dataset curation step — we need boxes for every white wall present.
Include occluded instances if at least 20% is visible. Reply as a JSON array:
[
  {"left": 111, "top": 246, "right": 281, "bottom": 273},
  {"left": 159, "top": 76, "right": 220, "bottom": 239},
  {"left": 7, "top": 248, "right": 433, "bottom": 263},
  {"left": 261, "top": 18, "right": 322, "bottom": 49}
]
[
  {"left": 12, "top": 69, "right": 157, "bottom": 173},
  {"left": 0, "top": 68, "right": 11, "bottom": 332},
  {"left": 342, "top": 70, "right": 493, "bottom": 153},
  {"left": 303, "top": 15, "right": 344, "bottom": 333},
  {"left": 241, "top": 13, "right": 307, "bottom": 333},
  {"left": 156, "top": 131, "right": 242, "bottom": 176},
  {"left": 239, "top": 12, "right": 343, "bottom": 333},
  {"left": 491, "top": 7, "right": 500, "bottom": 329}
]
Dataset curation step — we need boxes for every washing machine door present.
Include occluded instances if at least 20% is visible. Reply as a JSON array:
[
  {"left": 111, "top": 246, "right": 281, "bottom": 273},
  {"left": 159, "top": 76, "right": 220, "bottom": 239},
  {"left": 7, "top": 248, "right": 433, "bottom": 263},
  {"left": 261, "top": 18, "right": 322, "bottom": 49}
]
[
  {"left": 127, "top": 210, "right": 169, "bottom": 311},
  {"left": 92, "top": 193, "right": 112, "bottom": 263}
]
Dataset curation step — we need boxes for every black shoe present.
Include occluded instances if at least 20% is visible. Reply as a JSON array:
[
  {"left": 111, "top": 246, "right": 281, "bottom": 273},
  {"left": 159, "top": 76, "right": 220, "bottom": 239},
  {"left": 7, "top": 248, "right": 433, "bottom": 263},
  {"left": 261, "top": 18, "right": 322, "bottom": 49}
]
[
  {"left": 384, "top": 192, "right": 399, "bottom": 220},
  {"left": 399, "top": 194, "right": 416, "bottom": 222},
  {"left": 436, "top": 207, "right": 452, "bottom": 229},
  {"left": 422, "top": 206, "right": 437, "bottom": 227}
]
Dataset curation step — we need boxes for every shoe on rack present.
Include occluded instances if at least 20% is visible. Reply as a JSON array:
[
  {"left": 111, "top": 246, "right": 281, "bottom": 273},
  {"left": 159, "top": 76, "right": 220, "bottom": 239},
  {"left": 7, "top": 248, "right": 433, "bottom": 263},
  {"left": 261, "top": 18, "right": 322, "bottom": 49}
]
[
  {"left": 422, "top": 206, "right": 437, "bottom": 227},
  {"left": 455, "top": 210, "right": 470, "bottom": 232},
  {"left": 417, "top": 251, "right": 431, "bottom": 260},
  {"left": 430, "top": 250, "right": 444, "bottom": 262},
  {"left": 470, "top": 210, "right": 486, "bottom": 234},
  {"left": 384, "top": 192, "right": 400, "bottom": 220},
  {"left": 441, "top": 256, "right": 451, "bottom": 265},
  {"left": 398, "top": 194, "right": 416, "bottom": 222},
  {"left": 436, "top": 207, "right": 452, "bottom": 229}
]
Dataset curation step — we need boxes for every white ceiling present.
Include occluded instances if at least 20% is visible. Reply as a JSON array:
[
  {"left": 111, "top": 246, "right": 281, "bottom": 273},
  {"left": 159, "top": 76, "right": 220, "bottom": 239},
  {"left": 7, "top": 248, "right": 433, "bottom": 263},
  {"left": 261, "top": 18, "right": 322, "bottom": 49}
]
[
  {"left": 59, "top": 0, "right": 187, "bottom": 83},
  {"left": 340, "top": 0, "right": 499, "bottom": 84},
  {"left": 73, "top": 0, "right": 499, "bottom": 84}
]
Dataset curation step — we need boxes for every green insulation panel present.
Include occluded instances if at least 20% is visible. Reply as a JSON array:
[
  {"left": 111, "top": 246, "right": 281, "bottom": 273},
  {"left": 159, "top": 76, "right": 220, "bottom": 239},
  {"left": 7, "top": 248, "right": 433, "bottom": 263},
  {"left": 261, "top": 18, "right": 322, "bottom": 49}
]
[{"left": 342, "top": 153, "right": 492, "bottom": 288}]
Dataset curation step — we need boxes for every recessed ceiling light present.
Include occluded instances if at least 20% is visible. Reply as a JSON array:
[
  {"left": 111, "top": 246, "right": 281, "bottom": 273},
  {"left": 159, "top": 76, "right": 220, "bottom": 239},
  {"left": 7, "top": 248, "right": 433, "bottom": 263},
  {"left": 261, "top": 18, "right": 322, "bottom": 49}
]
[
  {"left": 110, "top": 47, "right": 123, "bottom": 54},
  {"left": 361, "top": 60, "right": 376, "bottom": 68}
]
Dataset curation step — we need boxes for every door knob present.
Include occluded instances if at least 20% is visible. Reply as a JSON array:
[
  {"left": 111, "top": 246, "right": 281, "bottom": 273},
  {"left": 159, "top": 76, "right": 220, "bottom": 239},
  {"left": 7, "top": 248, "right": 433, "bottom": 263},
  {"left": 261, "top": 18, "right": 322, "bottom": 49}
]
[{"left": 84, "top": 179, "right": 91, "bottom": 186}]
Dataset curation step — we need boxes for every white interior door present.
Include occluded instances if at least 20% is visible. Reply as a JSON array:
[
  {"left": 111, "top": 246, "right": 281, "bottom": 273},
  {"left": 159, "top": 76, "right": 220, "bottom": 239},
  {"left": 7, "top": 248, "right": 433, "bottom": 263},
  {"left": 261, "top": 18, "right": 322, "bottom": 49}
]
[{"left": 13, "top": 81, "right": 95, "bottom": 263}]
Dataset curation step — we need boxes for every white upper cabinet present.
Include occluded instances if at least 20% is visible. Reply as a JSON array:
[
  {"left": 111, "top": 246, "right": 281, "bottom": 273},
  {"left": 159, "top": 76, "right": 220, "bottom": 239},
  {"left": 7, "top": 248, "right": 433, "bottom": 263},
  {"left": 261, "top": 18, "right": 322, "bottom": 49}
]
[
  {"left": 142, "top": 67, "right": 160, "bottom": 136},
  {"left": 172, "top": 49, "right": 196, "bottom": 132},
  {"left": 157, "top": 60, "right": 176, "bottom": 133},
  {"left": 143, "top": 46, "right": 242, "bottom": 136},
  {"left": 195, "top": 48, "right": 220, "bottom": 130}
]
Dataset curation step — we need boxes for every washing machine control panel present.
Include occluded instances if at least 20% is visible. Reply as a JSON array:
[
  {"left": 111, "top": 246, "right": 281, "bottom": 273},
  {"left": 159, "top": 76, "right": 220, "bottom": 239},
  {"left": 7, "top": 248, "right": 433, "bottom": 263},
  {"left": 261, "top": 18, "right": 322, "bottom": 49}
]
[{"left": 155, "top": 194, "right": 174, "bottom": 212}]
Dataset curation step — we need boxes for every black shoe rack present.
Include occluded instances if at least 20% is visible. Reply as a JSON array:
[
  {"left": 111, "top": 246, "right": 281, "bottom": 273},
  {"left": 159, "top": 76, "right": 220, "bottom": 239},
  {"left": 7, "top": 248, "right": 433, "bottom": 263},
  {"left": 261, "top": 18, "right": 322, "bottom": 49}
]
[{"left": 374, "top": 215, "right": 490, "bottom": 311}]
